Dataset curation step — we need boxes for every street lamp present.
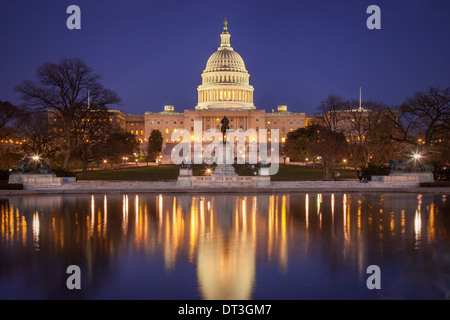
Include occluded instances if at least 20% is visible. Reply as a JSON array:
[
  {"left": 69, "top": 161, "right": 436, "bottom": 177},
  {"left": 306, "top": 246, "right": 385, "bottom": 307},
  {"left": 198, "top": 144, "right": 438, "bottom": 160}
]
[
  {"left": 343, "top": 159, "right": 347, "bottom": 170},
  {"left": 103, "top": 159, "right": 107, "bottom": 169}
]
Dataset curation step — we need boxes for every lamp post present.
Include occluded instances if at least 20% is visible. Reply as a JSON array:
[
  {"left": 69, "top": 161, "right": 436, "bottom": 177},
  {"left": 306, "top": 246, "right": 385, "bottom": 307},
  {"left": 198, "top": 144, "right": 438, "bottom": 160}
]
[
  {"left": 343, "top": 159, "right": 347, "bottom": 170},
  {"left": 103, "top": 159, "right": 107, "bottom": 169}
]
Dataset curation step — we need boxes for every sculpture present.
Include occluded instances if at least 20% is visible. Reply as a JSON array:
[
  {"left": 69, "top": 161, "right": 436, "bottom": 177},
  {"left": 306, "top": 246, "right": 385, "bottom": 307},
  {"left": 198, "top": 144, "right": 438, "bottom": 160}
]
[
  {"left": 12, "top": 156, "right": 53, "bottom": 174},
  {"left": 220, "top": 116, "right": 230, "bottom": 144},
  {"left": 388, "top": 159, "right": 433, "bottom": 173}
]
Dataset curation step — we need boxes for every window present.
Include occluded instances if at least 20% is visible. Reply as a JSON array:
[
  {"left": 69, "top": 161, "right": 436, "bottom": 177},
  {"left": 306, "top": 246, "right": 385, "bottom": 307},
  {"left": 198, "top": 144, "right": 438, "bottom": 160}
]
[
  {"left": 180, "top": 121, "right": 183, "bottom": 124},
  {"left": 256, "top": 119, "right": 259, "bottom": 121},
  {"left": 141, "top": 130, "right": 144, "bottom": 135},
  {"left": 131, "top": 130, "right": 134, "bottom": 134},
  {"left": 165, "top": 128, "right": 169, "bottom": 134},
  {"left": 267, "top": 121, "right": 270, "bottom": 125},
  {"left": 157, "top": 121, "right": 160, "bottom": 124},
  {"left": 174, "top": 121, "right": 176, "bottom": 124}
]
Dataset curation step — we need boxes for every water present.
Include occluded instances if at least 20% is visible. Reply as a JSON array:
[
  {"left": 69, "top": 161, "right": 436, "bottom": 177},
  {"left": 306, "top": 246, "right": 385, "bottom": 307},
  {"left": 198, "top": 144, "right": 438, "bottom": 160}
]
[{"left": 0, "top": 192, "right": 449, "bottom": 300}]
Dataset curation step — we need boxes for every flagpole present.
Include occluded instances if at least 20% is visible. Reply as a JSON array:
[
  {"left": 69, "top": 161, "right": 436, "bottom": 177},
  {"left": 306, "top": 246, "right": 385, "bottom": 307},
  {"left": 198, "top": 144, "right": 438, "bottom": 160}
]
[{"left": 359, "top": 87, "right": 362, "bottom": 110}]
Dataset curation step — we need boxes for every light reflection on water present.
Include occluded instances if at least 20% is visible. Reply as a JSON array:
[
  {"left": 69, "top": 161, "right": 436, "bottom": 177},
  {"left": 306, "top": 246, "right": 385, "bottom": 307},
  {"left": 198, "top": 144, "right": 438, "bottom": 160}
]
[{"left": 0, "top": 193, "right": 449, "bottom": 300}]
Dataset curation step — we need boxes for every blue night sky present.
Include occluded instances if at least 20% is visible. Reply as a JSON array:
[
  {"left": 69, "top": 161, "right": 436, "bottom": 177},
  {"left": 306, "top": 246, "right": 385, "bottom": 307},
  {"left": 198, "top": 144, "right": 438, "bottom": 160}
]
[{"left": 1, "top": 0, "right": 449, "bottom": 115}]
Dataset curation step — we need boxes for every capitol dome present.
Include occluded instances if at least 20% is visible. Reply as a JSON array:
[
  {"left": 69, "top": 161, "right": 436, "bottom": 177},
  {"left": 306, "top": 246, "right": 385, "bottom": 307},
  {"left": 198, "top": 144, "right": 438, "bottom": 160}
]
[
  {"left": 196, "top": 19, "right": 255, "bottom": 110},
  {"left": 204, "top": 49, "right": 247, "bottom": 73}
]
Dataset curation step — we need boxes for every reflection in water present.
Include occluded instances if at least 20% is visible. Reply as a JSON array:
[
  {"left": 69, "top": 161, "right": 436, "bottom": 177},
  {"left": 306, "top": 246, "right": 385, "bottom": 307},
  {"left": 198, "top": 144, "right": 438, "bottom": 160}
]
[
  {"left": 415, "top": 194, "right": 422, "bottom": 249},
  {"left": 33, "top": 211, "right": 40, "bottom": 250},
  {"left": 0, "top": 193, "right": 450, "bottom": 299}
]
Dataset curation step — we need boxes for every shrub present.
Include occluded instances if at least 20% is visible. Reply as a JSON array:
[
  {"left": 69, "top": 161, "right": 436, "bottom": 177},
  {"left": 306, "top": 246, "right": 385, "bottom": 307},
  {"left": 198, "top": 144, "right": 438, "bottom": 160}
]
[
  {"left": 361, "top": 164, "right": 390, "bottom": 181},
  {"left": 51, "top": 167, "right": 77, "bottom": 177},
  {"left": 0, "top": 170, "right": 10, "bottom": 183},
  {"left": 420, "top": 181, "right": 450, "bottom": 188},
  {"left": 0, "top": 183, "right": 23, "bottom": 190}
]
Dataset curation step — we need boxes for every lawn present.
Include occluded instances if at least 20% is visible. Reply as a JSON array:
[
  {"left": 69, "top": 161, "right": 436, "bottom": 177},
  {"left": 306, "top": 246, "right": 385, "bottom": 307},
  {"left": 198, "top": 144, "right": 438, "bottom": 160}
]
[
  {"left": 78, "top": 165, "right": 180, "bottom": 181},
  {"left": 77, "top": 164, "right": 358, "bottom": 181}
]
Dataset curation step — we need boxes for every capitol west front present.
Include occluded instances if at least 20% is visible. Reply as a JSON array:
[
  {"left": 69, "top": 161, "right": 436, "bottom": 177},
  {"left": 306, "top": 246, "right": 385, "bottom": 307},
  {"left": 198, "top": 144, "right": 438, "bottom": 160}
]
[{"left": 114, "top": 20, "right": 306, "bottom": 159}]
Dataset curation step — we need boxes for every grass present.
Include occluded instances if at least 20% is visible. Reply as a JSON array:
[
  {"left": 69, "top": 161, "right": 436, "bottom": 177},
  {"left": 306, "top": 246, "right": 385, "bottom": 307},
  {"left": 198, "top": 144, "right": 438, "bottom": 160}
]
[
  {"left": 77, "top": 165, "right": 180, "bottom": 181},
  {"left": 77, "top": 164, "right": 358, "bottom": 181}
]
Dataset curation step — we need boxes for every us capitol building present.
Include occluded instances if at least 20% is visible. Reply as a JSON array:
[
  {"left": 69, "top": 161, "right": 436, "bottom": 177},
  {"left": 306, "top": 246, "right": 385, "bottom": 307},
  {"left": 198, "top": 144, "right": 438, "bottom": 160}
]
[{"left": 113, "top": 19, "right": 306, "bottom": 150}]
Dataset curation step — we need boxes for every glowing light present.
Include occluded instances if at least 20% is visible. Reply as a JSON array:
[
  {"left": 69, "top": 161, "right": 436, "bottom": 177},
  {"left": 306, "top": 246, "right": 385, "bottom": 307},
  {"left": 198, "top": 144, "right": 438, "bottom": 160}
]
[
  {"left": 32, "top": 155, "right": 39, "bottom": 161},
  {"left": 413, "top": 153, "right": 421, "bottom": 160},
  {"left": 32, "top": 212, "right": 40, "bottom": 250}
]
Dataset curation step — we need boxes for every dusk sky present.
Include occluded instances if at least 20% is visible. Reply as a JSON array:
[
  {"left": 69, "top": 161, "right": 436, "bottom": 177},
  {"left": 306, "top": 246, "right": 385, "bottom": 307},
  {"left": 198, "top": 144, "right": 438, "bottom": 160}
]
[{"left": 1, "top": 0, "right": 449, "bottom": 115}]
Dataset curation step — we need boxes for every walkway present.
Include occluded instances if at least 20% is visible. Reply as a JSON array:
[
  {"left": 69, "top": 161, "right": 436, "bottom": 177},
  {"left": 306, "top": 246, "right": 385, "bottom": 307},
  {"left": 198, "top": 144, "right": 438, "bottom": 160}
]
[{"left": 1, "top": 180, "right": 449, "bottom": 195}]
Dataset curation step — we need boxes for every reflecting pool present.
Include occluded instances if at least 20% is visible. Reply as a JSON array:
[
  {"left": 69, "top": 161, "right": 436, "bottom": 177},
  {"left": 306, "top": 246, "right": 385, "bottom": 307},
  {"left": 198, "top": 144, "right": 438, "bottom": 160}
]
[{"left": 0, "top": 193, "right": 449, "bottom": 300}]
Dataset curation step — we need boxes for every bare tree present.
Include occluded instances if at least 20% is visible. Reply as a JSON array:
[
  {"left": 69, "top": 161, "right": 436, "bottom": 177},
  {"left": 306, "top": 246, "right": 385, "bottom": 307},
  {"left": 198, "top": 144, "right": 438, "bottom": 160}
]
[
  {"left": 317, "top": 94, "right": 347, "bottom": 132},
  {"left": 15, "top": 58, "right": 120, "bottom": 170},
  {"left": 343, "top": 100, "right": 394, "bottom": 168},
  {"left": 0, "top": 101, "right": 20, "bottom": 140},
  {"left": 16, "top": 109, "right": 60, "bottom": 159},
  {"left": 385, "top": 87, "right": 449, "bottom": 160},
  {"left": 315, "top": 95, "right": 348, "bottom": 180},
  {"left": 73, "top": 110, "right": 121, "bottom": 179}
]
